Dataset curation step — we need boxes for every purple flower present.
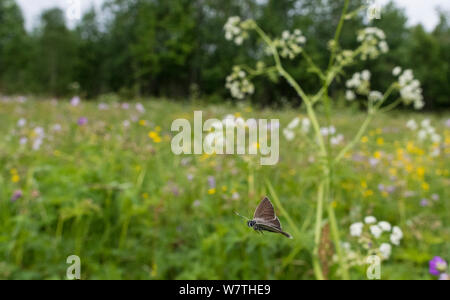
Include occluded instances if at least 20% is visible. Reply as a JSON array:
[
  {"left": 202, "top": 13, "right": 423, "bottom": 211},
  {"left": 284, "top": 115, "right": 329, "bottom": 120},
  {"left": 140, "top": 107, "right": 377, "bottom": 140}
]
[
  {"left": 420, "top": 199, "right": 429, "bottom": 207},
  {"left": 440, "top": 273, "right": 449, "bottom": 280},
  {"left": 386, "top": 185, "right": 396, "bottom": 194},
  {"left": 187, "top": 174, "right": 194, "bottom": 181},
  {"left": 207, "top": 176, "right": 216, "bottom": 189},
  {"left": 445, "top": 119, "right": 450, "bottom": 128},
  {"left": 369, "top": 158, "right": 379, "bottom": 167},
  {"left": 11, "top": 190, "right": 23, "bottom": 202},
  {"left": 77, "top": 117, "right": 88, "bottom": 126},
  {"left": 70, "top": 96, "right": 81, "bottom": 106},
  {"left": 378, "top": 184, "right": 385, "bottom": 192},
  {"left": 429, "top": 256, "right": 448, "bottom": 276}
]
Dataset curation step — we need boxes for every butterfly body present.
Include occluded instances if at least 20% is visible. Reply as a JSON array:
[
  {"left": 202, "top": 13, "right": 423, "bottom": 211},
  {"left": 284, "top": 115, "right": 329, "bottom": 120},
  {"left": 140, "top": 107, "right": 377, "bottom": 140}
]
[{"left": 244, "top": 197, "right": 293, "bottom": 239}]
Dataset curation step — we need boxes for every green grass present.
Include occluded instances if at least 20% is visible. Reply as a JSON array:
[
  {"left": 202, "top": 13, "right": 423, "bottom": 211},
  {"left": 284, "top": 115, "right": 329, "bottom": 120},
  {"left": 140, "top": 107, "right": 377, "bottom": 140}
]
[{"left": 0, "top": 97, "right": 448, "bottom": 279}]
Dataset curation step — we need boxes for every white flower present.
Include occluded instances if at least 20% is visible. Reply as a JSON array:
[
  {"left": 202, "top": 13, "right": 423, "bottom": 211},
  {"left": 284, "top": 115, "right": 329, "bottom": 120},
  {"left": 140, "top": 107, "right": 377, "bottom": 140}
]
[
  {"left": 283, "top": 128, "right": 295, "bottom": 141},
  {"left": 370, "top": 225, "right": 383, "bottom": 238},
  {"left": 275, "top": 29, "right": 307, "bottom": 60},
  {"left": 357, "top": 27, "right": 389, "bottom": 60},
  {"left": 301, "top": 118, "right": 311, "bottom": 133},
  {"left": 135, "top": 103, "right": 145, "bottom": 113},
  {"left": 418, "top": 129, "right": 427, "bottom": 141},
  {"left": 421, "top": 119, "right": 431, "bottom": 128},
  {"left": 390, "top": 226, "right": 403, "bottom": 245},
  {"left": 346, "top": 90, "right": 356, "bottom": 101},
  {"left": 226, "top": 66, "right": 255, "bottom": 99},
  {"left": 369, "top": 91, "right": 383, "bottom": 102},
  {"left": 365, "top": 216, "right": 377, "bottom": 224},
  {"left": 379, "top": 243, "right": 392, "bottom": 259},
  {"left": 362, "top": 70, "right": 371, "bottom": 81},
  {"left": 320, "top": 127, "right": 329, "bottom": 136},
  {"left": 52, "top": 124, "right": 62, "bottom": 132},
  {"left": 431, "top": 134, "right": 442, "bottom": 144},
  {"left": 331, "top": 134, "right": 344, "bottom": 145},
  {"left": 98, "top": 103, "right": 109, "bottom": 110},
  {"left": 17, "top": 118, "right": 26, "bottom": 127},
  {"left": 287, "top": 117, "right": 300, "bottom": 129},
  {"left": 393, "top": 66, "right": 402, "bottom": 76},
  {"left": 398, "top": 69, "right": 424, "bottom": 109},
  {"left": 350, "top": 222, "right": 364, "bottom": 237},
  {"left": 19, "top": 137, "right": 28, "bottom": 145},
  {"left": 224, "top": 16, "right": 248, "bottom": 46},
  {"left": 406, "top": 119, "right": 418, "bottom": 130},
  {"left": 378, "top": 221, "right": 392, "bottom": 232}
]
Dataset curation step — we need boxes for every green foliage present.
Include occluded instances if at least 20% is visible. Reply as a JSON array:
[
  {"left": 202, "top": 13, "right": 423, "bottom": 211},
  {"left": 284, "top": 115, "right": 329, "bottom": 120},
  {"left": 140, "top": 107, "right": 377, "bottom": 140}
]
[
  {"left": 0, "top": 98, "right": 448, "bottom": 279},
  {"left": 0, "top": 0, "right": 449, "bottom": 107}
]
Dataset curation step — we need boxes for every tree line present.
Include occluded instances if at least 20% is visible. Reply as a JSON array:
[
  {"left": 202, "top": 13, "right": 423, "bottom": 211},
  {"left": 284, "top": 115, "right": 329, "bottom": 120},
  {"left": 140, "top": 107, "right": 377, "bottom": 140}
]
[{"left": 0, "top": 0, "right": 448, "bottom": 108}]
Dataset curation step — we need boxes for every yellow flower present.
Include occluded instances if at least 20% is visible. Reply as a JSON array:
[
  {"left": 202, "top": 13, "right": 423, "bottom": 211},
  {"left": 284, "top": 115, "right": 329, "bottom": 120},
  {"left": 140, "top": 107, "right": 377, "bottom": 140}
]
[
  {"left": 389, "top": 168, "right": 397, "bottom": 176},
  {"left": 361, "top": 136, "right": 369, "bottom": 143},
  {"left": 376, "top": 137, "right": 384, "bottom": 146},
  {"left": 139, "top": 120, "right": 147, "bottom": 126},
  {"left": 234, "top": 112, "right": 241, "bottom": 118},
  {"left": 363, "top": 189, "right": 374, "bottom": 197},
  {"left": 153, "top": 136, "right": 162, "bottom": 143},
  {"left": 208, "top": 188, "right": 216, "bottom": 195},
  {"left": 12, "top": 174, "right": 20, "bottom": 183},
  {"left": 148, "top": 131, "right": 157, "bottom": 139},
  {"left": 142, "top": 193, "right": 149, "bottom": 199},
  {"left": 416, "top": 167, "right": 425, "bottom": 178},
  {"left": 361, "top": 180, "right": 367, "bottom": 189},
  {"left": 221, "top": 186, "right": 227, "bottom": 192},
  {"left": 331, "top": 201, "right": 338, "bottom": 208},
  {"left": 155, "top": 126, "right": 161, "bottom": 132},
  {"left": 373, "top": 151, "right": 382, "bottom": 159},
  {"left": 422, "top": 182, "right": 430, "bottom": 191}
]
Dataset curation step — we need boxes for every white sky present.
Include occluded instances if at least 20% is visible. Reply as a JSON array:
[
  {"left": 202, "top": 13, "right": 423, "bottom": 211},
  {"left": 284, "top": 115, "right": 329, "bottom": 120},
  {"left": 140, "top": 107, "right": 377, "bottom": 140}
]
[{"left": 17, "top": 0, "right": 450, "bottom": 31}]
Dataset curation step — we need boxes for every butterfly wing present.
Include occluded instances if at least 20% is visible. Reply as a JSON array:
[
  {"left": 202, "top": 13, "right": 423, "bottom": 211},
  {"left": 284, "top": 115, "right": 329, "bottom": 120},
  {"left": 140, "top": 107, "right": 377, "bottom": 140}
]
[
  {"left": 253, "top": 197, "right": 276, "bottom": 221},
  {"left": 253, "top": 197, "right": 293, "bottom": 238}
]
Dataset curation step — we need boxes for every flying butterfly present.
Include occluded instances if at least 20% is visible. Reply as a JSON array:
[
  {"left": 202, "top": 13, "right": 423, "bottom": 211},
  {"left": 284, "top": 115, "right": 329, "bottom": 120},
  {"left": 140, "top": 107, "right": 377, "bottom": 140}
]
[{"left": 235, "top": 197, "right": 293, "bottom": 239}]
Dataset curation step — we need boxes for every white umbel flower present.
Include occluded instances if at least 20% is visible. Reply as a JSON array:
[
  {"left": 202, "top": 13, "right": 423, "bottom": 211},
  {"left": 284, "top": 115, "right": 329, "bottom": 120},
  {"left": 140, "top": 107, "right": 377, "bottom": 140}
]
[
  {"left": 350, "top": 222, "right": 364, "bottom": 237},
  {"left": 379, "top": 243, "right": 392, "bottom": 259},
  {"left": 378, "top": 221, "right": 392, "bottom": 232},
  {"left": 364, "top": 216, "right": 377, "bottom": 224}
]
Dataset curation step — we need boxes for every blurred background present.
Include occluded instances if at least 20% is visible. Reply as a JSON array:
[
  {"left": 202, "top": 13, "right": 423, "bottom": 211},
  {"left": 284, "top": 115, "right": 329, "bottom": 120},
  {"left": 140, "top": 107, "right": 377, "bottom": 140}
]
[
  {"left": 0, "top": 0, "right": 449, "bottom": 280},
  {"left": 1, "top": 0, "right": 449, "bottom": 108}
]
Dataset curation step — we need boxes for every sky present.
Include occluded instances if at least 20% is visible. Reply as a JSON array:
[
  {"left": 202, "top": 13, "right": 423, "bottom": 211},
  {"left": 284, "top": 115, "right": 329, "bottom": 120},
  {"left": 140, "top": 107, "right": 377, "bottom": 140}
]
[{"left": 17, "top": 0, "right": 450, "bottom": 31}]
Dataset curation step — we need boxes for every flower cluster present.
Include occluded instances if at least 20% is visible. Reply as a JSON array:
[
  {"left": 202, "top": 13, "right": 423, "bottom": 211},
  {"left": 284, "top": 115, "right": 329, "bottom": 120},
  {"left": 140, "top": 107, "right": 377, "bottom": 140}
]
[
  {"left": 225, "top": 66, "right": 255, "bottom": 99},
  {"left": 349, "top": 216, "right": 403, "bottom": 260},
  {"left": 406, "top": 119, "right": 442, "bottom": 144},
  {"left": 274, "top": 29, "right": 307, "bottom": 60},
  {"left": 319, "top": 126, "right": 344, "bottom": 146},
  {"left": 224, "top": 16, "right": 249, "bottom": 46},
  {"left": 429, "top": 257, "right": 449, "bottom": 280},
  {"left": 357, "top": 27, "right": 389, "bottom": 60},
  {"left": 283, "top": 117, "right": 310, "bottom": 141},
  {"left": 345, "top": 70, "right": 380, "bottom": 102},
  {"left": 394, "top": 67, "right": 424, "bottom": 110}
]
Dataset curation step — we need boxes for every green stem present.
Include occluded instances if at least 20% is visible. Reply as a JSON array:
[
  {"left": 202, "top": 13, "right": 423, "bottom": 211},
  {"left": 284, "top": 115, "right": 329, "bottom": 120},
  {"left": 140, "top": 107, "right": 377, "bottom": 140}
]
[
  {"left": 327, "top": 202, "right": 350, "bottom": 279},
  {"left": 312, "top": 181, "right": 326, "bottom": 280}
]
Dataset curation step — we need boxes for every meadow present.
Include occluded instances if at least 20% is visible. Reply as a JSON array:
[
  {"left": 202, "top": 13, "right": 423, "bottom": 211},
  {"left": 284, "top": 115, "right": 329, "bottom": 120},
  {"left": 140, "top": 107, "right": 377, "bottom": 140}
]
[{"left": 0, "top": 96, "right": 448, "bottom": 280}]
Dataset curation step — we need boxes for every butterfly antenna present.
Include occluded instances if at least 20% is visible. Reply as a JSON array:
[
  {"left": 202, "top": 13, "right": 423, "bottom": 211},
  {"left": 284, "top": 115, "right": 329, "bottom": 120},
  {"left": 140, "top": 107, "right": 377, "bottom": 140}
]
[{"left": 234, "top": 211, "right": 250, "bottom": 221}]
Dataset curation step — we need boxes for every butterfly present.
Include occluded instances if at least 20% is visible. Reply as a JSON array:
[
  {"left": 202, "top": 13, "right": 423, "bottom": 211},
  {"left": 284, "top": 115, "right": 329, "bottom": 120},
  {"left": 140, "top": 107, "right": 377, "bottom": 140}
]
[{"left": 236, "top": 197, "right": 293, "bottom": 239}]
